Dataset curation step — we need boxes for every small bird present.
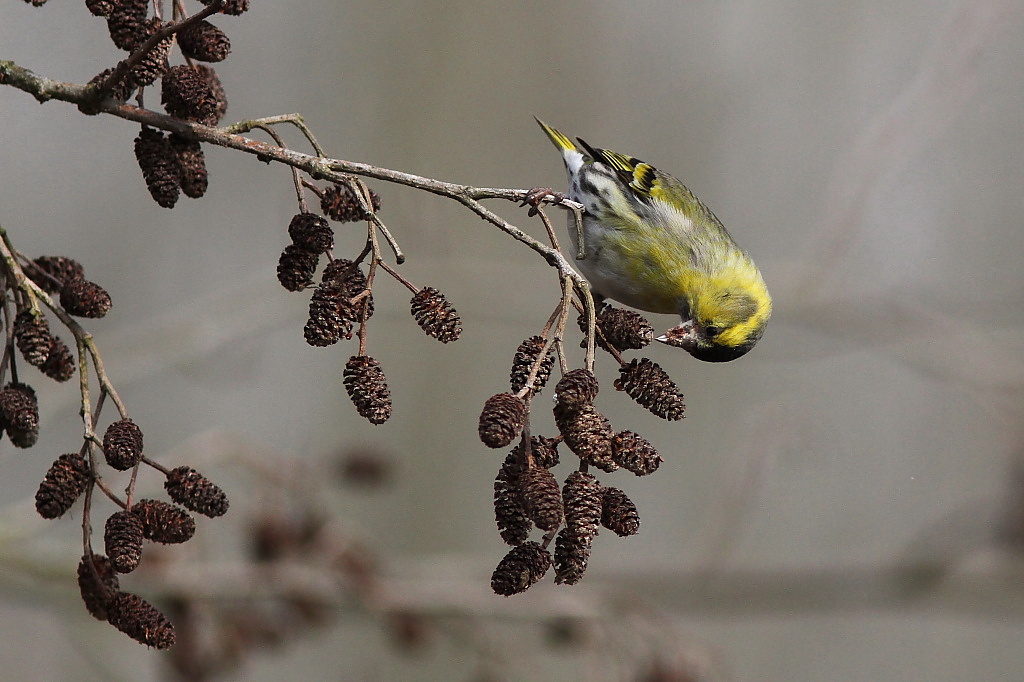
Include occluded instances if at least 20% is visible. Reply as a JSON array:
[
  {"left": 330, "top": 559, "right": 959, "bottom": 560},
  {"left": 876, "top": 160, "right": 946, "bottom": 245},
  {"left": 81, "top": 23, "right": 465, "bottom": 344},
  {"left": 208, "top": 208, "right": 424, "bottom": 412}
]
[{"left": 535, "top": 119, "right": 771, "bottom": 362}]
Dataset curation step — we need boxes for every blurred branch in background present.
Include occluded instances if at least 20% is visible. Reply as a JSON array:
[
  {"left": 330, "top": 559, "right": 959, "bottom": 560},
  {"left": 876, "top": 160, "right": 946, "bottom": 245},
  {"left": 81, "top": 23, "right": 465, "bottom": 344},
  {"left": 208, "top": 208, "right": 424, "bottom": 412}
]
[
  {"left": 0, "top": 429, "right": 729, "bottom": 682},
  {"left": 707, "top": 0, "right": 1024, "bottom": 587},
  {"left": 3, "top": 427, "right": 1023, "bottom": 680},
  {"left": 794, "top": 0, "right": 1016, "bottom": 301}
]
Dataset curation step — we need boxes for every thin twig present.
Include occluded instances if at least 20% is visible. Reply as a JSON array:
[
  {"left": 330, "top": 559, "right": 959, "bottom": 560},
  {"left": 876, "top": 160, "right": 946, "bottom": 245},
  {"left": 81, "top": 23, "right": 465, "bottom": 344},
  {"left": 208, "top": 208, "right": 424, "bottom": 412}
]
[
  {"left": 347, "top": 176, "right": 405, "bottom": 264},
  {"left": 574, "top": 280, "right": 598, "bottom": 372},
  {"left": 223, "top": 113, "right": 326, "bottom": 158},
  {"left": 535, "top": 206, "right": 561, "bottom": 251},
  {"left": 376, "top": 260, "right": 418, "bottom": 294},
  {"left": 571, "top": 299, "right": 625, "bottom": 366},
  {"left": 244, "top": 122, "right": 308, "bottom": 211},
  {"left": 553, "top": 275, "right": 575, "bottom": 375}
]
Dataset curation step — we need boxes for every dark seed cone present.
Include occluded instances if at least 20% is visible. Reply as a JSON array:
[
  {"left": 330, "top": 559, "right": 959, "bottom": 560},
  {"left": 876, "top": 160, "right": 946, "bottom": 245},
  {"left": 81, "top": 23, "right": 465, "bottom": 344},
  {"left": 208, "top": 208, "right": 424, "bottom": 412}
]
[
  {"left": 25, "top": 255, "right": 85, "bottom": 294},
  {"left": 14, "top": 310, "right": 52, "bottom": 368},
  {"left": 554, "top": 369, "right": 599, "bottom": 410},
  {"left": 562, "top": 470, "right": 603, "bottom": 539},
  {"left": 106, "top": 0, "right": 149, "bottom": 51},
  {"left": 128, "top": 19, "right": 172, "bottom": 87},
  {"left": 87, "top": 67, "right": 137, "bottom": 102},
  {"left": 305, "top": 262, "right": 373, "bottom": 345},
  {"left": 499, "top": 445, "right": 527, "bottom": 478},
  {"left": 134, "top": 126, "right": 180, "bottom": 209},
  {"left": 553, "top": 403, "right": 617, "bottom": 473},
  {"left": 615, "top": 358, "right": 686, "bottom": 421},
  {"left": 41, "top": 337, "right": 76, "bottom": 382},
  {"left": 553, "top": 527, "right": 592, "bottom": 585},
  {"left": 519, "top": 467, "right": 563, "bottom": 532},
  {"left": 322, "top": 258, "right": 371, "bottom": 290},
  {"left": 77, "top": 554, "right": 120, "bottom": 621},
  {"left": 199, "top": 0, "right": 249, "bottom": 15},
  {"left": 161, "top": 64, "right": 223, "bottom": 125},
  {"left": 164, "top": 466, "right": 229, "bottom": 517},
  {"left": 106, "top": 591, "right": 175, "bottom": 649},
  {"left": 168, "top": 133, "right": 208, "bottom": 199},
  {"left": 86, "top": 0, "right": 115, "bottom": 17},
  {"left": 35, "top": 452, "right": 90, "bottom": 519},
  {"left": 491, "top": 541, "right": 551, "bottom": 597},
  {"left": 304, "top": 284, "right": 351, "bottom": 346},
  {"left": 343, "top": 356, "right": 392, "bottom": 424},
  {"left": 61, "top": 278, "right": 112, "bottom": 318},
  {"left": 494, "top": 456, "right": 531, "bottom": 546},
  {"left": 0, "top": 382, "right": 40, "bottom": 448},
  {"left": 601, "top": 487, "right": 640, "bottom": 537},
  {"left": 193, "top": 64, "right": 228, "bottom": 122},
  {"left": 509, "top": 335, "right": 554, "bottom": 397},
  {"left": 131, "top": 499, "right": 196, "bottom": 544},
  {"left": 320, "top": 183, "right": 381, "bottom": 222},
  {"left": 102, "top": 419, "right": 144, "bottom": 470},
  {"left": 581, "top": 305, "right": 654, "bottom": 353},
  {"left": 277, "top": 244, "right": 318, "bottom": 292},
  {"left": 105, "top": 510, "right": 145, "bottom": 573},
  {"left": 176, "top": 20, "right": 231, "bottom": 62},
  {"left": 322, "top": 258, "right": 374, "bottom": 319},
  {"left": 288, "top": 213, "right": 334, "bottom": 254},
  {"left": 611, "top": 430, "right": 663, "bottom": 476},
  {"left": 478, "top": 393, "right": 526, "bottom": 449},
  {"left": 511, "top": 435, "right": 560, "bottom": 470},
  {"left": 410, "top": 287, "right": 462, "bottom": 343}
]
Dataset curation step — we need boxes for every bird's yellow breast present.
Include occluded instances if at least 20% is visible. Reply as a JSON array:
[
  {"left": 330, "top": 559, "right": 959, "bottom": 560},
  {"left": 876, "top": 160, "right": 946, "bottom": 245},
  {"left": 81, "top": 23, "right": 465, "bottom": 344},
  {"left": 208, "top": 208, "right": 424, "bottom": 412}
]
[{"left": 576, "top": 203, "right": 770, "bottom": 345}]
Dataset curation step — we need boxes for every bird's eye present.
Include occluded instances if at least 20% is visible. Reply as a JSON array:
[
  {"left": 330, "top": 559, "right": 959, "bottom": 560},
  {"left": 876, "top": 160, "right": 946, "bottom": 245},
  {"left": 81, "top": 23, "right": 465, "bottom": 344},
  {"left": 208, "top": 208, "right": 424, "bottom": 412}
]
[{"left": 704, "top": 325, "right": 721, "bottom": 338}]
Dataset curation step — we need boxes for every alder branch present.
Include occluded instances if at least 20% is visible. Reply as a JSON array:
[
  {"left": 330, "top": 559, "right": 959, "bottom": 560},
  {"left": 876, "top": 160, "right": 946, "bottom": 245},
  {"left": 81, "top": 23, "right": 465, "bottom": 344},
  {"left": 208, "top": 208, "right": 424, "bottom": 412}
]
[{"left": 0, "top": 59, "right": 587, "bottom": 289}]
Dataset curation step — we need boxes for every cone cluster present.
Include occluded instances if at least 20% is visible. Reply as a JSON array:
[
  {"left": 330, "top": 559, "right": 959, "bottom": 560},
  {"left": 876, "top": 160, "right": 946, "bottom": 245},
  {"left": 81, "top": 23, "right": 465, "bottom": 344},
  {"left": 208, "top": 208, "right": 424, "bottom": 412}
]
[
  {"left": 486, "top": 363, "right": 664, "bottom": 594},
  {"left": 85, "top": 0, "right": 232, "bottom": 206},
  {"left": 21, "top": 2, "right": 241, "bottom": 653}
]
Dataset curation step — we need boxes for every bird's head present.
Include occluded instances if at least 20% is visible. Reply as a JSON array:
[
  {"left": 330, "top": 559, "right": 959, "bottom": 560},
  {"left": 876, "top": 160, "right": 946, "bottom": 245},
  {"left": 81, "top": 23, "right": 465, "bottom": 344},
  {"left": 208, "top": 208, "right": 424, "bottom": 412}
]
[{"left": 657, "top": 273, "right": 771, "bottom": 362}]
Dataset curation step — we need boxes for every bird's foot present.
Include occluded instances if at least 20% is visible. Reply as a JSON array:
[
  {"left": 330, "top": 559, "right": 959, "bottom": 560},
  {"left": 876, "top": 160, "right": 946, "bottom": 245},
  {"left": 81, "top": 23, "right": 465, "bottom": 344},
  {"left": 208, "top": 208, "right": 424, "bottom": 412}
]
[{"left": 520, "top": 187, "right": 565, "bottom": 217}]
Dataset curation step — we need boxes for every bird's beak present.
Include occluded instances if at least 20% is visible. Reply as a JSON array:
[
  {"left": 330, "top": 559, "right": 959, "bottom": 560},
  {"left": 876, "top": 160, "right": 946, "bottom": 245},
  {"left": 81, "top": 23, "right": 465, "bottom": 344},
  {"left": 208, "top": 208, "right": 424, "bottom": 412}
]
[{"left": 656, "top": 319, "right": 699, "bottom": 350}]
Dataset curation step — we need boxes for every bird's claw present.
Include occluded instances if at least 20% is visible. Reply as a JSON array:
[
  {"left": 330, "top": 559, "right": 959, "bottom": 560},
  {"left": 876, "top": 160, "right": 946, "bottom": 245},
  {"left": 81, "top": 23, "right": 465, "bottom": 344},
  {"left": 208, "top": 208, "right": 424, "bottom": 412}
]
[{"left": 521, "top": 187, "right": 565, "bottom": 217}]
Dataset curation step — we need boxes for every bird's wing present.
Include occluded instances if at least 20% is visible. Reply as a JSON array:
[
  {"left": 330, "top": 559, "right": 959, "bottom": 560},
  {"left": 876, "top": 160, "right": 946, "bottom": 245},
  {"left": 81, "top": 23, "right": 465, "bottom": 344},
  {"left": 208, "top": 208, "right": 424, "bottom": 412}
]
[{"left": 575, "top": 138, "right": 665, "bottom": 202}]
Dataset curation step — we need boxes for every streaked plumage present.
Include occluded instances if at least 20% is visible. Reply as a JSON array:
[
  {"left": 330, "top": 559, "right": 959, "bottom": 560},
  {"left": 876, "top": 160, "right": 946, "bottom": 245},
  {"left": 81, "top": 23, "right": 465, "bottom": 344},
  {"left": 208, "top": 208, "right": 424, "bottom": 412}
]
[{"left": 536, "top": 118, "right": 770, "bottom": 362}]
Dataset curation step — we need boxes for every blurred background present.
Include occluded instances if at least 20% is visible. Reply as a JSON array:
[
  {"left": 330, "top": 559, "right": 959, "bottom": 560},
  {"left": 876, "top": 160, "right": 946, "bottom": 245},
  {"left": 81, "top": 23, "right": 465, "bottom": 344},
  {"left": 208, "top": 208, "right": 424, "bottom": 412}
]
[{"left": 2, "top": 0, "right": 1023, "bottom": 680}]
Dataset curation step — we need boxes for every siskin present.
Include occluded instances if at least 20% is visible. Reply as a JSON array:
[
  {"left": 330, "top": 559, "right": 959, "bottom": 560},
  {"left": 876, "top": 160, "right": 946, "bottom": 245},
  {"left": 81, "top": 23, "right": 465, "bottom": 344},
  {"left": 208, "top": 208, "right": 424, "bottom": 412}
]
[{"left": 536, "top": 119, "right": 771, "bottom": 362}]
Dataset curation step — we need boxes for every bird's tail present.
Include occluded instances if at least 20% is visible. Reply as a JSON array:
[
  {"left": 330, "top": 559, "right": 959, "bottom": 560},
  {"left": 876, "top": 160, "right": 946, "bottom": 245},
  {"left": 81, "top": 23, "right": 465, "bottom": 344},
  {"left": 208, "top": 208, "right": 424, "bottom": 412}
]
[{"left": 534, "top": 117, "right": 577, "bottom": 153}]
